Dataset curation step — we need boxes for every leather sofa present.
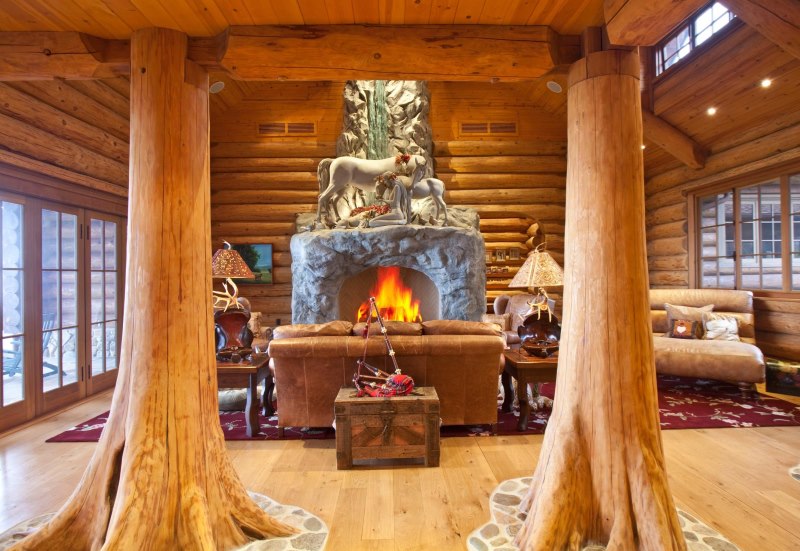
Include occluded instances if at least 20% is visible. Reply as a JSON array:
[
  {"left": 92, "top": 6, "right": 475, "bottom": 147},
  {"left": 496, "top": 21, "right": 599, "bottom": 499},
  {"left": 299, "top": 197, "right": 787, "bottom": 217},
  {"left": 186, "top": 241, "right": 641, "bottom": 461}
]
[
  {"left": 267, "top": 320, "right": 506, "bottom": 432},
  {"left": 492, "top": 289, "right": 765, "bottom": 395},
  {"left": 650, "top": 288, "right": 765, "bottom": 395}
]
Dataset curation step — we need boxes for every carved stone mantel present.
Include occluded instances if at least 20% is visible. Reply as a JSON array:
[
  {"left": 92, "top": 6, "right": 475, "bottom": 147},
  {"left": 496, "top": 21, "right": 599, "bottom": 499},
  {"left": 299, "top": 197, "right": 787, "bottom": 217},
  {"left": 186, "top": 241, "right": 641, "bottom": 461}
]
[{"left": 290, "top": 225, "right": 486, "bottom": 324}]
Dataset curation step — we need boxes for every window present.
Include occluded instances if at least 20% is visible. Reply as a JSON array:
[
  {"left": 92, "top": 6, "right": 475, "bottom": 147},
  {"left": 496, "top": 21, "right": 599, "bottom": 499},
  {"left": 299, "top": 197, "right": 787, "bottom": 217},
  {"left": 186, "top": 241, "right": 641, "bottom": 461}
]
[
  {"left": 656, "top": 2, "right": 736, "bottom": 76},
  {"left": 1, "top": 200, "right": 24, "bottom": 406},
  {"left": 695, "top": 172, "right": 800, "bottom": 292}
]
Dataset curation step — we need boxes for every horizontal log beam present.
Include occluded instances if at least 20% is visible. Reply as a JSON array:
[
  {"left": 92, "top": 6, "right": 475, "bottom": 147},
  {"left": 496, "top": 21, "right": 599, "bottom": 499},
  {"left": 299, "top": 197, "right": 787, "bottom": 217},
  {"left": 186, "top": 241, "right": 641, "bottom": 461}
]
[
  {"left": 642, "top": 110, "right": 706, "bottom": 169},
  {"left": 722, "top": 0, "right": 800, "bottom": 60},
  {"left": 0, "top": 32, "right": 129, "bottom": 80},
  {"left": 604, "top": 0, "right": 706, "bottom": 46},
  {"left": 436, "top": 155, "right": 566, "bottom": 173},
  {"left": 219, "top": 25, "right": 560, "bottom": 82}
]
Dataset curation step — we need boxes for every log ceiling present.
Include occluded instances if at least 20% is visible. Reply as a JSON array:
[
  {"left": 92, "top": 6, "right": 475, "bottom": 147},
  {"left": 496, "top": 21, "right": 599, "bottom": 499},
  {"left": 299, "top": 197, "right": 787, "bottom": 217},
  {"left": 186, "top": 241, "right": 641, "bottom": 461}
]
[{"left": 0, "top": 0, "right": 605, "bottom": 37}]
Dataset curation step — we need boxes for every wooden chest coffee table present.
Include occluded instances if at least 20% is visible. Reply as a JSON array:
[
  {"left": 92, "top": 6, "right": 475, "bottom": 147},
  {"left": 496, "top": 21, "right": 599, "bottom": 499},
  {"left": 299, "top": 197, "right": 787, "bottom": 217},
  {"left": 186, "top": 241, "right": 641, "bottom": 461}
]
[
  {"left": 502, "top": 349, "right": 558, "bottom": 431},
  {"left": 334, "top": 386, "right": 440, "bottom": 469}
]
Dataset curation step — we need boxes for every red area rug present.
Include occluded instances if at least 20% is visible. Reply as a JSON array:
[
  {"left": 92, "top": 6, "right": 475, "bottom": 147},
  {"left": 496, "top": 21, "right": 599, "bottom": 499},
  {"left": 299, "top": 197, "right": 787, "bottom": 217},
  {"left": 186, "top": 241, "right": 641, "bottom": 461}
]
[{"left": 47, "top": 375, "right": 800, "bottom": 442}]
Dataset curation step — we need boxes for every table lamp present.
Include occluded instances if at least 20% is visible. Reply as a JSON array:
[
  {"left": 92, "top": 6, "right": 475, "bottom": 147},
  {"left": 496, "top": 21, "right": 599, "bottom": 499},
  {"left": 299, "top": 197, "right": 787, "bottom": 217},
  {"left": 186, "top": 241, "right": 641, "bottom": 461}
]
[
  {"left": 211, "top": 241, "right": 254, "bottom": 311},
  {"left": 211, "top": 242, "right": 255, "bottom": 362},
  {"left": 508, "top": 244, "right": 564, "bottom": 323}
]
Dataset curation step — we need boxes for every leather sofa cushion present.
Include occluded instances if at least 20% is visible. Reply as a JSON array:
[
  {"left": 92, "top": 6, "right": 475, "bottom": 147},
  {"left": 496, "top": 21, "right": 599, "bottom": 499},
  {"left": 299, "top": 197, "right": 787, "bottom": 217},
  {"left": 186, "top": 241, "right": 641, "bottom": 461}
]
[
  {"left": 422, "top": 320, "right": 502, "bottom": 336},
  {"left": 272, "top": 320, "right": 353, "bottom": 339},
  {"left": 653, "top": 337, "right": 765, "bottom": 383},
  {"left": 352, "top": 321, "right": 423, "bottom": 336}
]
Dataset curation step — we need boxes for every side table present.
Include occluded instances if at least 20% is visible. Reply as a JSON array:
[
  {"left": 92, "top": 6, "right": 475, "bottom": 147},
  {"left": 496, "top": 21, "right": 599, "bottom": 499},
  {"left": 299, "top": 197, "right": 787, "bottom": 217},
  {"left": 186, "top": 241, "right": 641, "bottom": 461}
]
[
  {"left": 502, "top": 349, "right": 558, "bottom": 431},
  {"left": 217, "top": 353, "right": 271, "bottom": 437}
]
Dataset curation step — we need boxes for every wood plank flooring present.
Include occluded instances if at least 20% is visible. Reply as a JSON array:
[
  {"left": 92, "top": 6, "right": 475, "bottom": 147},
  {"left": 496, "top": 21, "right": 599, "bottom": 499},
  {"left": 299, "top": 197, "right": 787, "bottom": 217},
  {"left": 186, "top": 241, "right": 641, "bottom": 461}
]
[{"left": 1, "top": 386, "right": 799, "bottom": 550}]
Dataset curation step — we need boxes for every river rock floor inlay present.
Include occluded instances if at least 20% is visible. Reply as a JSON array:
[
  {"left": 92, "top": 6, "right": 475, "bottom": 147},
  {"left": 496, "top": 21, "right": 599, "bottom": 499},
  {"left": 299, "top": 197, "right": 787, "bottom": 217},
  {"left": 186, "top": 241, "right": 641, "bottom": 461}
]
[
  {"left": 467, "top": 477, "right": 739, "bottom": 551},
  {"left": 0, "top": 491, "right": 328, "bottom": 551}
]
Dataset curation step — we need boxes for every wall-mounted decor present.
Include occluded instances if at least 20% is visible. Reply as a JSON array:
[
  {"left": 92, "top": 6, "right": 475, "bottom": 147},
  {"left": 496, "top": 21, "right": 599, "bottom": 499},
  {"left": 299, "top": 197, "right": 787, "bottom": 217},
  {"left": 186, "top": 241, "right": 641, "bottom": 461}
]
[
  {"left": 232, "top": 244, "right": 273, "bottom": 284},
  {"left": 495, "top": 249, "right": 506, "bottom": 262},
  {"left": 509, "top": 248, "right": 520, "bottom": 261}
]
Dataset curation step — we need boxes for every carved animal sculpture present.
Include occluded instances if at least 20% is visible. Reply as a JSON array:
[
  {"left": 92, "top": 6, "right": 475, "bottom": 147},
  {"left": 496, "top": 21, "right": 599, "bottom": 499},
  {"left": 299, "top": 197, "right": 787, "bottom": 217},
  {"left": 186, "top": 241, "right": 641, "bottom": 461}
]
[{"left": 315, "top": 154, "right": 427, "bottom": 223}]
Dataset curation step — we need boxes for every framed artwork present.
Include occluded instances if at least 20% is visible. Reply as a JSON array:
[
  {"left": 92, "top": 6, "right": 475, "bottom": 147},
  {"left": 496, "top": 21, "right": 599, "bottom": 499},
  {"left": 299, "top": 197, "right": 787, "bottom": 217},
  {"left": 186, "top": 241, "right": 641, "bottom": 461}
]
[
  {"left": 495, "top": 249, "right": 506, "bottom": 262},
  {"left": 233, "top": 243, "right": 273, "bottom": 284},
  {"left": 509, "top": 248, "right": 520, "bottom": 261},
  {"left": 485, "top": 250, "right": 493, "bottom": 264}
]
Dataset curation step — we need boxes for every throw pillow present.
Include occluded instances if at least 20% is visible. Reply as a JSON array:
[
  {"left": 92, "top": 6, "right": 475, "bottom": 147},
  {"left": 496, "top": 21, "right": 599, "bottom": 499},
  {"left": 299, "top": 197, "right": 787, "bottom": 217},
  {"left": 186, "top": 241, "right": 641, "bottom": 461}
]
[
  {"left": 664, "top": 303, "right": 714, "bottom": 338},
  {"left": 272, "top": 320, "right": 354, "bottom": 339},
  {"left": 702, "top": 312, "right": 741, "bottom": 341},
  {"left": 667, "top": 319, "right": 698, "bottom": 339},
  {"left": 422, "top": 320, "right": 502, "bottom": 336},
  {"left": 352, "top": 321, "right": 423, "bottom": 336},
  {"left": 481, "top": 313, "right": 512, "bottom": 331}
]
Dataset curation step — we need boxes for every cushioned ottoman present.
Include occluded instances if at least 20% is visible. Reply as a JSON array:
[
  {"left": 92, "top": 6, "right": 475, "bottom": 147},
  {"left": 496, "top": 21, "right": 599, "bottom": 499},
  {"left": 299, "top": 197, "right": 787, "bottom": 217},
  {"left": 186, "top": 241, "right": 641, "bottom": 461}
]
[{"left": 766, "top": 358, "right": 800, "bottom": 397}]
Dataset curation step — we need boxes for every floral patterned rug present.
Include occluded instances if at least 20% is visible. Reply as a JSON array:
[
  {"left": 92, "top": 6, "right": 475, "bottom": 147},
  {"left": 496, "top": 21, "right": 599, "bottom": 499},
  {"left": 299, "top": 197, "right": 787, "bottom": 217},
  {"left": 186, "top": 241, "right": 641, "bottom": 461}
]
[{"left": 46, "top": 375, "right": 800, "bottom": 442}]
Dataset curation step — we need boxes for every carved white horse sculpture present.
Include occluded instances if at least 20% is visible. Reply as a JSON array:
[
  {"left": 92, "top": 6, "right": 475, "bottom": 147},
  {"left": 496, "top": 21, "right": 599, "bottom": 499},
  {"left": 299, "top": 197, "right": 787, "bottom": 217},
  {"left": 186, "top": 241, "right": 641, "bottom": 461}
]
[
  {"left": 376, "top": 175, "right": 448, "bottom": 226},
  {"left": 315, "top": 155, "right": 427, "bottom": 223}
]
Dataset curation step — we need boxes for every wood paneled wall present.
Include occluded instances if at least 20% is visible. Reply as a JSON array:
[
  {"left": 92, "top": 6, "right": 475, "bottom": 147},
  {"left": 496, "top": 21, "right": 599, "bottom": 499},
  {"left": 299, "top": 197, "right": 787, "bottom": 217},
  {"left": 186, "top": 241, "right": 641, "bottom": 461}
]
[
  {"left": 209, "top": 80, "right": 569, "bottom": 323},
  {"left": 0, "top": 78, "right": 129, "bottom": 213}
]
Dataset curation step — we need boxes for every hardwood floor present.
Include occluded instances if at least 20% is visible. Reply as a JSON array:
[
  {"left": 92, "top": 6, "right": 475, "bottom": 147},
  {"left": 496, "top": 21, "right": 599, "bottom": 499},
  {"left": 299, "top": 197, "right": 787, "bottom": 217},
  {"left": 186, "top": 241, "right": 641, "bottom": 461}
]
[{"left": 1, "top": 387, "right": 799, "bottom": 550}]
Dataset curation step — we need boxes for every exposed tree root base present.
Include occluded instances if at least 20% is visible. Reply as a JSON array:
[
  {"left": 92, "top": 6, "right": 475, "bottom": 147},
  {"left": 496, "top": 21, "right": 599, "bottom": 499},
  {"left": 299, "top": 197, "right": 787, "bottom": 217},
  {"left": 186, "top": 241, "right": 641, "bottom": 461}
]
[{"left": 2, "top": 492, "right": 328, "bottom": 551}]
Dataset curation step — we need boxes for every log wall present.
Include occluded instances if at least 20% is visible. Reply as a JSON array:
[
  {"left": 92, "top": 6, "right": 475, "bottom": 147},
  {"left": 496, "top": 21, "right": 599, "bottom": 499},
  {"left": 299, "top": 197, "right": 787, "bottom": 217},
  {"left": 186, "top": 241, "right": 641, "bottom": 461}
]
[
  {"left": 0, "top": 79, "right": 130, "bottom": 207},
  {"left": 209, "top": 81, "right": 569, "bottom": 323},
  {"left": 645, "top": 121, "right": 800, "bottom": 360}
]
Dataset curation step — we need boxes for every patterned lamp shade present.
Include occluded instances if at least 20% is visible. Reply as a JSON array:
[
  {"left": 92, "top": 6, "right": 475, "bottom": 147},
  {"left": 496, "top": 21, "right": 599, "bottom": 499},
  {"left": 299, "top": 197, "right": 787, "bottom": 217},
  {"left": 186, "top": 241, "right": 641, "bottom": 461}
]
[
  {"left": 509, "top": 246, "right": 563, "bottom": 289},
  {"left": 211, "top": 243, "right": 254, "bottom": 279}
]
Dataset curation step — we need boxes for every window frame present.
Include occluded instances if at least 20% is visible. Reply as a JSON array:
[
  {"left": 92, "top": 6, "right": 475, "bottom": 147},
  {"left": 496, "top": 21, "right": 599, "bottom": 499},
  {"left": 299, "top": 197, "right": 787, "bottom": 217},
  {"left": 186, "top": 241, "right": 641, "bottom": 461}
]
[
  {"left": 655, "top": 1, "right": 739, "bottom": 79},
  {"left": 689, "top": 165, "right": 800, "bottom": 297}
]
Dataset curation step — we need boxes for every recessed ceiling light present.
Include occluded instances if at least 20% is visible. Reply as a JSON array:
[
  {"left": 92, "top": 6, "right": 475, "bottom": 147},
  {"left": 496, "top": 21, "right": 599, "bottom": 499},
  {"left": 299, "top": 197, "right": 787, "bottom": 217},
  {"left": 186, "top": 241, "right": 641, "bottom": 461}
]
[
  {"left": 761, "top": 78, "right": 772, "bottom": 88},
  {"left": 546, "top": 81, "right": 563, "bottom": 94},
  {"left": 209, "top": 81, "right": 225, "bottom": 94},
  {"left": 706, "top": 106, "right": 717, "bottom": 116},
  {"left": 641, "top": 144, "right": 646, "bottom": 150}
]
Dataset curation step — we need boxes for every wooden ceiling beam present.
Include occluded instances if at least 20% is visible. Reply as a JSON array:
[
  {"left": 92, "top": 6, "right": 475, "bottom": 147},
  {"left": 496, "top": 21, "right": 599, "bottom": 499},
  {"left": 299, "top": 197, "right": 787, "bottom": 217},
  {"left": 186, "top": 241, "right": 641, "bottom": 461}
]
[
  {"left": 0, "top": 32, "right": 130, "bottom": 80},
  {"left": 722, "top": 0, "right": 800, "bottom": 60},
  {"left": 216, "top": 25, "right": 564, "bottom": 81},
  {"left": 642, "top": 110, "right": 707, "bottom": 169},
  {"left": 604, "top": 0, "right": 706, "bottom": 45}
]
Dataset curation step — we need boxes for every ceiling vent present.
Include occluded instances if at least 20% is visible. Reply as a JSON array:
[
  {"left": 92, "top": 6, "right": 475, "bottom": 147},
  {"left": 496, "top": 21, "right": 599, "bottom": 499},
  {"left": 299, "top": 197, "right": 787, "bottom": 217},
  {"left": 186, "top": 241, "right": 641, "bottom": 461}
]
[
  {"left": 258, "top": 122, "right": 317, "bottom": 136},
  {"left": 459, "top": 121, "right": 517, "bottom": 137}
]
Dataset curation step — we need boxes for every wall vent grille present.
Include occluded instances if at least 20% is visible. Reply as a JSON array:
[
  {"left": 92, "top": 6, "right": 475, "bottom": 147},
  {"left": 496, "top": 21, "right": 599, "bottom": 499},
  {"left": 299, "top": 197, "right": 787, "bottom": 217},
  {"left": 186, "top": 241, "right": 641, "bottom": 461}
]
[
  {"left": 258, "top": 122, "right": 317, "bottom": 136},
  {"left": 459, "top": 121, "right": 517, "bottom": 136}
]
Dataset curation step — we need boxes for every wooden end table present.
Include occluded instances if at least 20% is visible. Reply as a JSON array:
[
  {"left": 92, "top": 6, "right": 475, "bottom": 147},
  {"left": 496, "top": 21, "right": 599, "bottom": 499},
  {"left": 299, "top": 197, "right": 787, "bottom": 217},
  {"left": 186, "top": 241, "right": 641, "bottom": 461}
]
[
  {"left": 216, "top": 353, "right": 271, "bottom": 437},
  {"left": 502, "top": 349, "right": 558, "bottom": 431}
]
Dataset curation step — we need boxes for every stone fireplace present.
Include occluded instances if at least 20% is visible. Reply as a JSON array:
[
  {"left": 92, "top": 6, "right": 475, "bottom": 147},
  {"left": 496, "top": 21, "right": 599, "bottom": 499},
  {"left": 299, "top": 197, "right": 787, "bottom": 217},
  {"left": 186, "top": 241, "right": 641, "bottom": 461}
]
[{"left": 290, "top": 225, "right": 485, "bottom": 324}]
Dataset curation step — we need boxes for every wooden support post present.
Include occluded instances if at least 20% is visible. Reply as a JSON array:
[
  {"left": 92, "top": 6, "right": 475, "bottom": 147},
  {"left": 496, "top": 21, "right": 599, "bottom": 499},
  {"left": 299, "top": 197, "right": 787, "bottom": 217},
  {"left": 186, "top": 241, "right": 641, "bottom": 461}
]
[
  {"left": 10, "top": 28, "right": 292, "bottom": 550},
  {"left": 515, "top": 50, "right": 686, "bottom": 550}
]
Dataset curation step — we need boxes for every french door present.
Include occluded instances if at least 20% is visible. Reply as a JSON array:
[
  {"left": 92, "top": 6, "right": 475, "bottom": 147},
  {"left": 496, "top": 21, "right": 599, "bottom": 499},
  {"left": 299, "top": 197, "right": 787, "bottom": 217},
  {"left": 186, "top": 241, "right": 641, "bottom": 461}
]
[{"left": 0, "top": 193, "right": 124, "bottom": 430}]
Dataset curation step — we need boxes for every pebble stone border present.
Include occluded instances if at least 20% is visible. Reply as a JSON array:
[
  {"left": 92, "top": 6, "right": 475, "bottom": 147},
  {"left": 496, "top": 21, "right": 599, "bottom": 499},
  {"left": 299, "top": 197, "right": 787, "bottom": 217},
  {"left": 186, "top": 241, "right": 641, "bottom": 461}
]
[
  {"left": 0, "top": 492, "right": 328, "bottom": 551},
  {"left": 791, "top": 463, "right": 800, "bottom": 482},
  {"left": 468, "top": 477, "right": 740, "bottom": 551}
]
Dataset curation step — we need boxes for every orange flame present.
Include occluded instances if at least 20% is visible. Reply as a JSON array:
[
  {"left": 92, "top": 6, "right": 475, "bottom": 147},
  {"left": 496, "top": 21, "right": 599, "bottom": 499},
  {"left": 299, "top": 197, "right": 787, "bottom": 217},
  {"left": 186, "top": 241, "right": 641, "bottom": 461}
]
[{"left": 356, "top": 267, "right": 422, "bottom": 323}]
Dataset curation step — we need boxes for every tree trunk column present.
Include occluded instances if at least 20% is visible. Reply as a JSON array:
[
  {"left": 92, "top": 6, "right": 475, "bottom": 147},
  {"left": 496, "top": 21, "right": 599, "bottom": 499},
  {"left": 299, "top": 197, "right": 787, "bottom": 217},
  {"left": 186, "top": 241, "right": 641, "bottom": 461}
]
[{"left": 516, "top": 50, "right": 685, "bottom": 550}]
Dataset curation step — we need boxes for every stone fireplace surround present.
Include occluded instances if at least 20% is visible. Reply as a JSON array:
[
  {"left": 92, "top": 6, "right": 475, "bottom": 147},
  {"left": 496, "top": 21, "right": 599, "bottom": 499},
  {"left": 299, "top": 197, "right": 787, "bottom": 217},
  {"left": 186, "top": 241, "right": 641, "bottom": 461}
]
[{"left": 290, "top": 225, "right": 486, "bottom": 324}]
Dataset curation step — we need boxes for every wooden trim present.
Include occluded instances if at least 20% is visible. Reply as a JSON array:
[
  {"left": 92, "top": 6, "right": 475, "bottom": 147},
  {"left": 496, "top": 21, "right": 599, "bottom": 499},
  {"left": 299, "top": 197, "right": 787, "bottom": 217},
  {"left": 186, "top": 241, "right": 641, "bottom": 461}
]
[
  {"left": 653, "top": 18, "right": 743, "bottom": 83},
  {"left": 681, "top": 159, "right": 800, "bottom": 199},
  {"left": 686, "top": 194, "right": 698, "bottom": 288},
  {"left": 781, "top": 174, "right": 792, "bottom": 292},
  {"left": 0, "top": 163, "right": 127, "bottom": 215}
]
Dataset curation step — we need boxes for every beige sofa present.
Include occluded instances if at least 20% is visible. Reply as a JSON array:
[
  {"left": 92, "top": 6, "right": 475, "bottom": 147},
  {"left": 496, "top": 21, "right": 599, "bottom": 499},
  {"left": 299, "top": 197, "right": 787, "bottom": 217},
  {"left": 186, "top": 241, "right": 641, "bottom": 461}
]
[
  {"left": 650, "top": 288, "right": 765, "bottom": 396},
  {"left": 491, "top": 289, "right": 765, "bottom": 396},
  {"left": 267, "top": 320, "right": 506, "bottom": 433}
]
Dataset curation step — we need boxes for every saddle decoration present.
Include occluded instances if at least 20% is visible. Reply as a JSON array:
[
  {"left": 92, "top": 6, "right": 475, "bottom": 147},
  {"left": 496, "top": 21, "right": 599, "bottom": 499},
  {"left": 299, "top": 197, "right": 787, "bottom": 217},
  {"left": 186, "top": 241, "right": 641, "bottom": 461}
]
[{"left": 353, "top": 297, "right": 415, "bottom": 398}]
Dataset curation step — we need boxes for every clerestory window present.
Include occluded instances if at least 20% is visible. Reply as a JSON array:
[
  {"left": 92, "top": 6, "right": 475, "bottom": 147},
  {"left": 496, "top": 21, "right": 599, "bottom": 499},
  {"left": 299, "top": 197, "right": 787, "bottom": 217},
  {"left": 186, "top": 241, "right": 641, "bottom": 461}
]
[{"left": 656, "top": 2, "right": 736, "bottom": 76}]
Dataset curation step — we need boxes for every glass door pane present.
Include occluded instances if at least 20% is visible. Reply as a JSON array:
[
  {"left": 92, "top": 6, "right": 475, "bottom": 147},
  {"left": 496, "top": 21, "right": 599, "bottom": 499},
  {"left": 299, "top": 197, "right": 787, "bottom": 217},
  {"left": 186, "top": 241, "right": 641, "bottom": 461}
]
[
  {"left": 89, "top": 218, "right": 119, "bottom": 376},
  {"left": 1, "top": 201, "right": 24, "bottom": 406},
  {"left": 42, "top": 209, "right": 80, "bottom": 392}
]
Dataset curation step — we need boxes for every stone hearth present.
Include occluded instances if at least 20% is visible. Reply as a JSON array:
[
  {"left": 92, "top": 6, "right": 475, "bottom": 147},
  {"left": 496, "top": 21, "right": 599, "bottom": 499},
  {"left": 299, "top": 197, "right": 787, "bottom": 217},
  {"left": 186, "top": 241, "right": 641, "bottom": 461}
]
[{"left": 291, "top": 225, "right": 486, "bottom": 324}]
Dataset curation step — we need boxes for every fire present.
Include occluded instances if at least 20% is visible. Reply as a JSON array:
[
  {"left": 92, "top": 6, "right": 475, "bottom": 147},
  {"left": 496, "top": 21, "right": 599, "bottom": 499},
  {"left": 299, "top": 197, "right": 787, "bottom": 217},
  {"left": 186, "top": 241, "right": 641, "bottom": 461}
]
[{"left": 356, "top": 267, "right": 422, "bottom": 323}]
